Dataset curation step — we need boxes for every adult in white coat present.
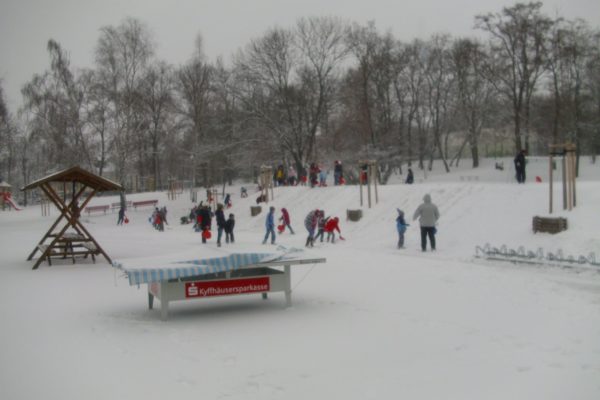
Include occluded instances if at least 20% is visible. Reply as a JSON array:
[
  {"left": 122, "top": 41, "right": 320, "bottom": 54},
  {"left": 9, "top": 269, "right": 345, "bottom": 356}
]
[{"left": 413, "top": 194, "right": 440, "bottom": 251}]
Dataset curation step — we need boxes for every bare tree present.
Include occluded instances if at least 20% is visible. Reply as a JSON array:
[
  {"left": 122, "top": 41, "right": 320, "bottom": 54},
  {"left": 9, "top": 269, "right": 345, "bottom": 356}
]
[
  {"left": 234, "top": 17, "right": 347, "bottom": 173},
  {"left": 94, "top": 17, "right": 155, "bottom": 184},
  {"left": 175, "top": 50, "right": 213, "bottom": 186},
  {"left": 476, "top": 2, "right": 553, "bottom": 153},
  {"left": 139, "top": 61, "right": 175, "bottom": 188},
  {"left": 21, "top": 40, "right": 93, "bottom": 169},
  {"left": 451, "top": 38, "right": 496, "bottom": 167}
]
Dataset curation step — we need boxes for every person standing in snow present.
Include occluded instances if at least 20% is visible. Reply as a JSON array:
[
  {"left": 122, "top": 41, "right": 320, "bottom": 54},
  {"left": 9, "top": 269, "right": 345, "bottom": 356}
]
[
  {"left": 287, "top": 165, "right": 297, "bottom": 186},
  {"left": 117, "top": 206, "right": 125, "bottom": 225},
  {"left": 225, "top": 213, "right": 235, "bottom": 243},
  {"left": 405, "top": 168, "right": 414, "bottom": 184},
  {"left": 280, "top": 207, "right": 295, "bottom": 234},
  {"left": 314, "top": 213, "right": 328, "bottom": 242},
  {"left": 304, "top": 209, "right": 321, "bottom": 247},
  {"left": 334, "top": 160, "right": 343, "bottom": 185},
  {"left": 514, "top": 149, "right": 527, "bottom": 183},
  {"left": 413, "top": 194, "right": 440, "bottom": 251},
  {"left": 199, "top": 205, "right": 212, "bottom": 243},
  {"left": 263, "top": 206, "right": 276, "bottom": 244},
  {"left": 396, "top": 208, "right": 409, "bottom": 248},
  {"left": 215, "top": 203, "right": 226, "bottom": 247}
]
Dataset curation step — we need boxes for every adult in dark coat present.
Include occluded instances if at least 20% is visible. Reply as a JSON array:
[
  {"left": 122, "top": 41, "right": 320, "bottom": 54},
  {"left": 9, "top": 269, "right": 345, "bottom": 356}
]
[
  {"left": 514, "top": 150, "right": 527, "bottom": 183},
  {"left": 199, "top": 206, "right": 212, "bottom": 243},
  {"left": 405, "top": 168, "right": 414, "bottom": 184},
  {"left": 215, "top": 204, "right": 226, "bottom": 247}
]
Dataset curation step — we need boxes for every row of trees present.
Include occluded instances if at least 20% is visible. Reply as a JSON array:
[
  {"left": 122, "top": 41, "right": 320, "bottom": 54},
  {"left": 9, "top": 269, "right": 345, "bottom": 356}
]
[{"left": 1, "top": 2, "right": 599, "bottom": 196}]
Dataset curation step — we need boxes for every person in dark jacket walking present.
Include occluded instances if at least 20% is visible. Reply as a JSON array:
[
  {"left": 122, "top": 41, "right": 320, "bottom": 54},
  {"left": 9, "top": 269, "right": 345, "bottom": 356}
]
[
  {"left": 215, "top": 204, "right": 226, "bottom": 247},
  {"left": 514, "top": 150, "right": 527, "bottom": 183},
  {"left": 263, "top": 206, "right": 276, "bottom": 244},
  {"left": 413, "top": 194, "right": 440, "bottom": 251},
  {"left": 225, "top": 214, "right": 235, "bottom": 243}
]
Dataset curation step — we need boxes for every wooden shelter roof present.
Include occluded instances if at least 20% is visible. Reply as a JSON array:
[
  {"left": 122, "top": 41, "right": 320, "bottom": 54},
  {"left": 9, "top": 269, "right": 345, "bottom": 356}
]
[{"left": 21, "top": 166, "right": 123, "bottom": 192}]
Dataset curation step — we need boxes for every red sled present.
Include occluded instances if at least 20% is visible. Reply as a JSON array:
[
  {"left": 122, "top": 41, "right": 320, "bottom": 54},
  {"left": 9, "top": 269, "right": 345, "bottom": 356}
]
[
  {"left": 124, "top": 217, "right": 129, "bottom": 224},
  {"left": 202, "top": 229, "right": 212, "bottom": 239},
  {"left": 339, "top": 177, "right": 346, "bottom": 185},
  {"left": 277, "top": 224, "right": 285, "bottom": 233}
]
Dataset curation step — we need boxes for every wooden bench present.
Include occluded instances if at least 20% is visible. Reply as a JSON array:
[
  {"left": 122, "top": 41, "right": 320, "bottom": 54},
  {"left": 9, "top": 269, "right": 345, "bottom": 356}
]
[
  {"left": 85, "top": 205, "right": 110, "bottom": 215},
  {"left": 132, "top": 200, "right": 158, "bottom": 210},
  {"left": 111, "top": 201, "right": 132, "bottom": 211}
]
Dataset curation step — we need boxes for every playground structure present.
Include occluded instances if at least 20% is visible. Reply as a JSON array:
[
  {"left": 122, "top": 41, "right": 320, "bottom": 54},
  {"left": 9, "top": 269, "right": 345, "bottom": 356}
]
[
  {"left": 167, "top": 179, "right": 183, "bottom": 201},
  {"left": 548, "top": 143, "right": 577, "bottom": 213},
  {"left": 259, "top": 165, "right": 275, "bottom": 203},
  {"left": 40, "top": 195, "right": 51, "bottom": 216},
  {"left": 358, "top": 160, "right": 379, "bottom": 208},
  {"left": 205, "top": 188, "right": 220, "bottom": 210},
  {"left": 0, "top": 181, "right": 21, "bottom": 211},
  {"left": 21, "top": 166, "right": 123, "bottom": 269}
]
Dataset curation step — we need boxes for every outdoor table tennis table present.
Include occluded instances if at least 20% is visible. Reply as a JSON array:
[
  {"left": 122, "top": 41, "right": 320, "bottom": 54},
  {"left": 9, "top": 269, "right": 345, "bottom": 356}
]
[{"left": 113, "top": 252, "right": 326, "bottom": 320}]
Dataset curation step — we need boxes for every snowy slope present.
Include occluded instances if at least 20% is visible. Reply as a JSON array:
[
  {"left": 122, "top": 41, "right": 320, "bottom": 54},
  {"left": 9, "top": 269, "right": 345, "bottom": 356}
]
[{"left": 0, "top": 157, "right": 599, "bottom": 400}]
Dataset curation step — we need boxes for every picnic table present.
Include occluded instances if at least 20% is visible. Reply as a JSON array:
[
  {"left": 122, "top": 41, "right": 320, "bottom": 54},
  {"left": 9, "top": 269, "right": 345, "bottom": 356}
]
[
  {"left": 37, "top": 233, "right": 100, "bottom": 265},
  {"left": 113, "top": 251, "right": 326, "bottom": 320}
]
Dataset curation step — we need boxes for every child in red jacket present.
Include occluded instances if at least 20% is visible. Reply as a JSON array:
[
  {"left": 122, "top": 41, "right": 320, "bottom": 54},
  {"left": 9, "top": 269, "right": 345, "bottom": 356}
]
[
  {"left": 324, "top": 217, "right": 343, "bottom": 243},
  {"left": 279, "top": 207, "right": 295, "bottom": 234}
]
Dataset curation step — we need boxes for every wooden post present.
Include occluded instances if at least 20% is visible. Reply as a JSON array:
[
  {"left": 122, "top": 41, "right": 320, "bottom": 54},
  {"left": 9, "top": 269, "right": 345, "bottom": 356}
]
[
  {"left": 572, "top": 152, "right": 577, "bottom": 207},
  {"left": 562, "top": 156, "right": 567, "bottom": 210},
  {"left": 359, "top": 163, "right": 363, "bottom": 207},
  {"left": 373, "top": 164, "right": 379, "bottom": 205},
  {"left": 549, "top": 153, "right": 553, "bottom": 214},
  {"left": 367, "top": 169, "right": 372, "bottom": 208}
]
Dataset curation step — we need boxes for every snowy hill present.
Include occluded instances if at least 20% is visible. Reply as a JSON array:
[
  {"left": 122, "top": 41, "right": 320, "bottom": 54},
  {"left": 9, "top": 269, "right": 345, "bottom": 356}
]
[{"left": 0, "top": 157, "right": 599, "bottom": 400}]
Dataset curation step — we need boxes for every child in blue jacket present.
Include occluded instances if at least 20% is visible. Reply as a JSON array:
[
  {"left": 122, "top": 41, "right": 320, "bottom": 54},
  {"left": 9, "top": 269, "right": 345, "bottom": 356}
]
[
  {"left": 263, "top": 206, "right": 276, "bottom": 244},
  {"left": 396, "top": 208, "right": 409, "bottom": 249}
]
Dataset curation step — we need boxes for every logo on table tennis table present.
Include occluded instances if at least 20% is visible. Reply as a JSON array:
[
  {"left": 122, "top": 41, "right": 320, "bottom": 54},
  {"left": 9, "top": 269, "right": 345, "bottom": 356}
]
[{"left": 185, "top": 277, "right": 270, "bottom": 298}]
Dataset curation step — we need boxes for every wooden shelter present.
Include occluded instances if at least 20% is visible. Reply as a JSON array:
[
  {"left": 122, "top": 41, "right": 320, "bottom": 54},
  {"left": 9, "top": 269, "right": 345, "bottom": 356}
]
[{"left": 21, "top": 166, "right": 123, "bottom": 269}]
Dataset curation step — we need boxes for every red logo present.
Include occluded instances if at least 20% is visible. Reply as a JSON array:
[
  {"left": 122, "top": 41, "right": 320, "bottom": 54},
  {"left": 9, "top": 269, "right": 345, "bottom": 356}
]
[{"left": 185, "top": 277, "right": 270, "bottom": 298}]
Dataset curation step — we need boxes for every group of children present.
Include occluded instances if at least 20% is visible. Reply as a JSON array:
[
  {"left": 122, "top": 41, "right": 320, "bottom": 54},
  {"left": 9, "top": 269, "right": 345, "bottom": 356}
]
[
  {"left": 160, "top": 185, "right": 440, "bottom": 252},
  {"left": 270, "top": 161, "right": 345, "bottom": 188},
  {"left": 260, "top": 207, "right": 343, "bottom": 247},
  {"left": 189, "top": 203, "right": 235, "bottom": 246},
  {"left": 150, "top": 207, "right": 168, "bottom": 231}
]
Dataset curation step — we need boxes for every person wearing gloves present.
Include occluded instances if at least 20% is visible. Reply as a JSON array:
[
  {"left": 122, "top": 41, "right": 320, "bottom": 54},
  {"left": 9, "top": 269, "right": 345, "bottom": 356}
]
[{"left": 413, "top": 194, "right": 440, "bottom": 251}]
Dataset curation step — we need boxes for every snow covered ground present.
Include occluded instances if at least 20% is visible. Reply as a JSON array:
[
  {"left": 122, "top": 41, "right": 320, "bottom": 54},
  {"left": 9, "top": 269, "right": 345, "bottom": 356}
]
[{"left": 1, "top": 157, "right": 599, "bottom": 400}]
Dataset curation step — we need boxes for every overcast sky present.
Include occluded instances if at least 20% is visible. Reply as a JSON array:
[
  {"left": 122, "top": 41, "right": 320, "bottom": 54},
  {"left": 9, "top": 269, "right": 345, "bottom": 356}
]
[{"left": 1, "top": 0, "right": 599, "bottom": 109}]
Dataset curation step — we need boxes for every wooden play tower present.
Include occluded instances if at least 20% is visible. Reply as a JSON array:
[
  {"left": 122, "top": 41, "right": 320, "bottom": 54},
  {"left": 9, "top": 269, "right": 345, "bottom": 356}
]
[{"left": 21, "top": 166, "right": 123, "bottom": 269}]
